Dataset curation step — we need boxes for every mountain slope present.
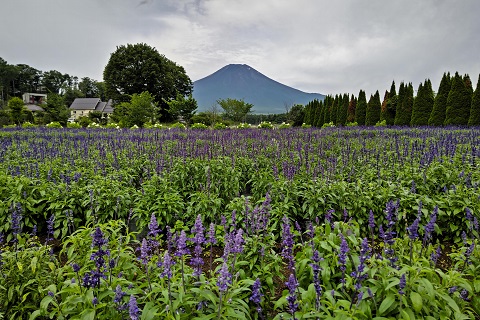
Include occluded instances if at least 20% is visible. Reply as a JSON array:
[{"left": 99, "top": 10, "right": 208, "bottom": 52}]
[{"left": 192, "top": 64, "right": 325, "bottom": 114}]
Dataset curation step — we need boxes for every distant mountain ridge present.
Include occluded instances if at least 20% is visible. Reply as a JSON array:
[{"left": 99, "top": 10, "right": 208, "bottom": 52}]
[{"left": 192, "top": 64, "right": 325, "bottom": 114}]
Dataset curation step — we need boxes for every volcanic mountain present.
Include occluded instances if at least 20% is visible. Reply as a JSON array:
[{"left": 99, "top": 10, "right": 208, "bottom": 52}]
[{"left": 192, "top": 64, "right": 325, "bottom": 114}]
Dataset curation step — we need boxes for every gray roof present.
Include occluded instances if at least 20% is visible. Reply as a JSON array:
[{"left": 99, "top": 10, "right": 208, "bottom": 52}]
[
  {"left": 25, "top": 104, "right": 45, "bottom": 112},
  {"left": 70, "top": 98, "right": 114, "bottom": 113},
  {"left": 103, "top": 99, "right": 113, "bottom": 113},
  {"left": 70, "top": 98, "right": 101, "bottom": 110}
]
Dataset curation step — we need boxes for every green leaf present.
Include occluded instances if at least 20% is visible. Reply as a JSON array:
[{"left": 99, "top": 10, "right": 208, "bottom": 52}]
[
  {"left": 385, "top": 278, "right": 400, "bottom": 291},
  {"left": 30, "top": 256, "right": 38, "bottom": 273},
  {"left": 400, "top": 309, "right": 411, "bottom": 320},
  {"left": 438, "top": 293, "right": 460, "bottom": 313},
  {"left": 410, "top": 291, "right": 423, "bottom": 313},
  {"left": 80, "top": 308, "right": 96, "bottom": 320},
  {"left": 141, "top": 301, "right": 159, "bottom": 320},
  {"left": 29, "top": 310, "right": 42, "bottom": 320},
  {"left": 40, "top": 295, "right": 53, "bottom": 312},
  {"left": 378, "top": 294, "right": 395, "bottom": 316}
]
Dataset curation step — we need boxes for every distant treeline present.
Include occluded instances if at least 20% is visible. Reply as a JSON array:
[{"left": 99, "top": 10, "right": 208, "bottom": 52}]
[{"left": 304, "top": 72, "right": 480, "bottom": 127}]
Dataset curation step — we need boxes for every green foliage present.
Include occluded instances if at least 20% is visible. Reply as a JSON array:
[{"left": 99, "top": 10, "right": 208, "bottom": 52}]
[
  {"left": 45, "top": 121, "right": 63, "bottom": 128},
  {"left": 88, "top": 111, "right": 105, "bottom": 125},
  {"left": 287, "top": 104, "right": 305, "bottom": 126},
  {"left": 322, "top": 121, "right": 335, "bottom": 128},
  {"left": 114, "top": 91, "right": 156, "bottom": 128},
  {"left": 445, "top": 72, "right": 473, "bottom": 126},
  {"left": 170, "top": 122, "right": 186, "bottom": 129},
  {"left": 190, "top": 112, "right": 213, "bottom": 126},
  {"left": 365, "top": 90, "right": 381, "bottom": 126},
  {"left": 235, "top": 123, "right": 249, "bottom": 129},
  {"left": 336, "top": 93, "right": 349, "bottom": 126},
  {"left": 77, "top": 116, "right": 92, "bottom": 128},
  {"left": 7, "top": 97, "right": 26, "bottom": 125},
  {"left": 21, "top": 121, "right": 36, "bottom": 128},
  {"left": 41, "top": 94, "right": 70, "bottom": 126},
  {"left": 429, "top": 72, "right": 451, "bottom": 126},
  {"left": 394, "top": 82, "right": 414, "bottom": 126},
  {"left": 105, "top": 122, "right": 120, "bottom": 129},
  {"left": 190, "top": 122, "right": 208, "bottom": 129},
  {"left": 166, "top": 94, "right": 198, "bottom": 124},
  {"left": 0, "top": 238, "right": 60, "bottom": 318},
  {"left": 0, "top": 127, "right": 480, "bottom": 318},
  {"left": 103, "top": 43, "right": 192, "bottom": 121},
  {"left": 355, "top": 90, "right": 367, "bottom": 125},
  {"left": 217, "top": 98, "right": 254, "bottom": 123},
  {"left": 213, "top": 122, "right": 229, "bottom": 130},
  {"left": 468, "top": 74, "right": 480, "bottom": 126},
  {"left": 67, "top": 121, "right": 82, "bottom": 129},
  {"left": 411, "top": 79, "right": 434, "bottom": 126},
  {"left": 258, "top": 121, "right": 274, "bottom": 129}
]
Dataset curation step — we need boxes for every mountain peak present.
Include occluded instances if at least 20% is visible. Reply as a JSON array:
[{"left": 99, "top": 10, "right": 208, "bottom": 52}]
[{"left": 193, "top": 65, "right": 324, "bottom": 114}]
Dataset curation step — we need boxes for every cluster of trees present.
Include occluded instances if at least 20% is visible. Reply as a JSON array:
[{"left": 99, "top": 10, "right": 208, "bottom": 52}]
[
  {"left": 0, "top": 57, "right": 105, "bottom": 107},
  {"left": 304, "top": 72, "right": 480, "bottom": 127},
  {"left": 104, "top": 43, "right": 194, "bottom": 125},
  {"left": 0, "top": 56, "right": 107, "bottom": 126}
]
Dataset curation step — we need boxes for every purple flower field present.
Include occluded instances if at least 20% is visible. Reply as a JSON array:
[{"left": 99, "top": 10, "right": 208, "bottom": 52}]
[{"left": 0, "top": 126, "right": 479, "bottom": 319}]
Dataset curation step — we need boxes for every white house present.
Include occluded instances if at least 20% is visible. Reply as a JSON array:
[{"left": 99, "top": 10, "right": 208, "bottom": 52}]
[{"left": 69, "top": 98, "right": 113, "bottom": 120}]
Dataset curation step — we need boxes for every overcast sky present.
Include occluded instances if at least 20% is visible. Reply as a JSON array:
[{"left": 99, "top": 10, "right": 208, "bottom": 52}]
[{"left": 1, "top": 0, "right": 479, "bottom": 96}]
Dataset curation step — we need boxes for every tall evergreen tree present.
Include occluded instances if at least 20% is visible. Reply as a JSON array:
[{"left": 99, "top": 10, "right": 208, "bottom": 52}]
[
  {"left": 322, "top": 95, "right": 331, "bottom": 125},
  {"left": 395, "top": 82, "right": 413, "bottom": 125},
  {"left": 429, "top": 72, "right": 451, "bottom": 126},
  {"left": 394, "top": 82, "right": 405, "bottom": 125},
  {"left": 468, "top": 74, "right": 480, "bottom": 126},
  {"left": 330, "top": 95, "right": 338, "bottom": 125},
  {"left": 411, "top": 79, "right": 434, "bottom": 126},
  {"left": 303, "top": 100, "right": 313, "bottom": 125},
  {"left": 365, "top": 90, "right": 381, "bottom": 125},
  {"left": 347, "top": 94, "right": 356, "bottom": 123},
  {"left": 355, "top": 90, "right": 367, "bottom": 125},
  {"left": 445, "top": 72, "right": 472, "bottom": 125},
  {"left": 381, "top": 81, "right": 397, "bottom": 125},
  {"left": 337, "top": 93, "right": 348, "bottom": 125},
  {"left": 380, "top": 90, "right": 390, "bottom": 123}
]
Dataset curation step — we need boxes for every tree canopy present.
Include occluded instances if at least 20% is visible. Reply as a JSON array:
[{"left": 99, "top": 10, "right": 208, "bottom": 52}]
[
  {"left": 216, "top": 98, "right": 253, "bottom": 123},
  {"left": 103, "top": 43, "right": 193, "bottom": 121},
  {"left": 166, "top": 94, "right": 198, "bottom": 124},
  {"left": 112, "top": 91, "right": 156, "bottom": 128}
]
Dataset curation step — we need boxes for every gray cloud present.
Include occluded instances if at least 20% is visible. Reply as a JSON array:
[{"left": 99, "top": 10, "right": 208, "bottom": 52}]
[{"left": 1, "top": 0, "right": 479, "bottom": 96}]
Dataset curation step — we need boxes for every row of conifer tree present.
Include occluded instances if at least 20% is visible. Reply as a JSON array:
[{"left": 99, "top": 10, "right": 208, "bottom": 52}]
[{"left": 303, "top": 72, "right": 480, "bottom": 127}]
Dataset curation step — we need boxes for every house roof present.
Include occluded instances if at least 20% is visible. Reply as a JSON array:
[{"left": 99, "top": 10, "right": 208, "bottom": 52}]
[
  {"left": 103, "top": 99, "right": 113, "bottom": 113},
  {"left": 70, "top": 98, "right": 101, "bottom": 110},
  {"left": 70, "top": 98, "right": 113, "bottom": 113},
  {"left": 25, "top": 104, "right": 45, "bottom": 112}
]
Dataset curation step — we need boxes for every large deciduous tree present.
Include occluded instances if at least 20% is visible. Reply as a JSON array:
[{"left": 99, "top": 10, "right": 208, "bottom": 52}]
[
  {"left": 103, "top": 43, "right": 192, "bottom": 121},
  {"left": 216, "top": 98, "right": 253, "bottom": 123}
]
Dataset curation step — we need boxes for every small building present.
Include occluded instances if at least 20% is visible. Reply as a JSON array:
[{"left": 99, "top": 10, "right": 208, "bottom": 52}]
[
  {"left": 22, "top": 93, "right": 47, "bottom": 113},
  {"left": 23, "top": 93, "right": 47, "bottom": 105},
  {"left": 69, "top": 98, "right": 113, "bottom": 120}
]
